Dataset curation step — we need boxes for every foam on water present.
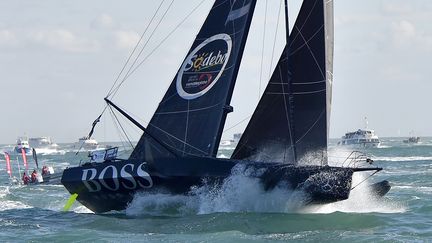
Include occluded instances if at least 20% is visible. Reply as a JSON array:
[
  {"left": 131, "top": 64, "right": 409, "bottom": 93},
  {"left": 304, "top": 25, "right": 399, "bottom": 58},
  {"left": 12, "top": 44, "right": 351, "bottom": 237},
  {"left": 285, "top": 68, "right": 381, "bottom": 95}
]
[
  {"left": 126, "top": 165, "right": 403, "bottom": 216},
  {"left": 34, "top": 148, "right": 66, "bottom": 155},
  {"left": 0, "top": 200, "right": 31, "bottom": 211},
  {"left": 374, "top": 156, "right": 432, "bottom": 162},
  {"left": 0, "top": 186, "right": 32, "bottom": 211},
  {"left": 301, "top": 172, "right": 406, "bottom": 214},
  {"left": 126, "top": 164, "right": 308, "bottom": 216}
]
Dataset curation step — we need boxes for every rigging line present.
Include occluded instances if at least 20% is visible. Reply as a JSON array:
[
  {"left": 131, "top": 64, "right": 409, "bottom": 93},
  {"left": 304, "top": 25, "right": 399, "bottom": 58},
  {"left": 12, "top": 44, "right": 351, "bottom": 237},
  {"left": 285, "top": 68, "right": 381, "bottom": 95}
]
[
  {"left": 258, "top": 0, "right": 268, "bottom": 99},
  {"left": 153, "top": 138, "right": 207, "bottom": 157},
  {"left": 114, "top": 0, "right": 207, "bottom": 87},
  {"left": 108, "top": 105, "right": 135, "bottom": 149},
  {"left": 288, "top": 0, "right": 319, "bottom": 49},
  {"left": 109, "top": 105, "right": 134, "bottom": 150},
  {"left": 114, "top": 104, "right": 150, "bottom": 127},
  {"left": 74, "top": 111, "right": 106, "bottom": 156},
  {"left": 351, "top": 170, "right": 380, "bottom": 191},
  {"left": 295, "top": 109, "right": 325, "bottom": 144},
  {"left": 223, "top": 114, "right": 252, "bottom": 133},
  {"left": 288, "top": 24, "right": 323, "bottom": 56},
  {"left": 294, "top": 25, "right": 325, "bottom": 78},
  {"left": 146, "top": 122, "right": 208, "bottom": 155},
  {"left": 292, "top": 79, "right": 325, "bottom": 85},
  {"left": 110, "top": 0, "right": 176, "bottom": 99},
  {"left": 292, "top": 88, "right": 326, "bottom": 95},
  {"left": 268, "top": 0, "right": 283, "bottom": 79},
  {"left": 108, "top": 106, "right": 130, "bottom": 150},
  {"left": 106, "top": 0, "right": 167, "bottom": 98},
  {"left": 155, "top": 102, "right": 223, "bottom": 115}
]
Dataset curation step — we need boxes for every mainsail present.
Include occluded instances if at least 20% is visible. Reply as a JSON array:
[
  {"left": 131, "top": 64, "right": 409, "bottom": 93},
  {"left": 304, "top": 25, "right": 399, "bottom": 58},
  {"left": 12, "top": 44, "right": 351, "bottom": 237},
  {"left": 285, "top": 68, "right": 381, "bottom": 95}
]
[
  {"left": 231, "top": 47, "right": 296, "bottom": 163},
  {"left": 130, "top": 0, "right": 257, "bottom": 161},
  {"left": 233, "top": 0, "right": 332, "bottom": 165}
]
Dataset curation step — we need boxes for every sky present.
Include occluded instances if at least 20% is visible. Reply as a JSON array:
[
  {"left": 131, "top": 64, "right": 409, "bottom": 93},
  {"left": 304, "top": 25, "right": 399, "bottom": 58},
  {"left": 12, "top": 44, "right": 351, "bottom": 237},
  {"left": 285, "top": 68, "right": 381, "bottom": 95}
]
[{"left": 0, "top": 0, "right": 431, "bottom": 144}]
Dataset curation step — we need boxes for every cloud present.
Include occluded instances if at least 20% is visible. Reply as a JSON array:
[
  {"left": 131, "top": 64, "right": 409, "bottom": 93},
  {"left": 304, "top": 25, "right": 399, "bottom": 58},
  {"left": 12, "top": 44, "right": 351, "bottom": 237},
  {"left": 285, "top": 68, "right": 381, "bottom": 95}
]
[
  {"left": 91, "top": 13, "right": 115, "bottom": 30},
  {"left": 0, "top": 29, "right": 17, "bottom": 46},
  {"left": 28, "top": 29, "right": 100, "bottom": 52},
  {"left": 391, "top": 20, "right": 432, "bottom": 51},
  {"left": 114, "top": 30, "right": 140, "bottom": 49},
  {"left": 381, "top": 2, "right": 415, "bottom": 15}
]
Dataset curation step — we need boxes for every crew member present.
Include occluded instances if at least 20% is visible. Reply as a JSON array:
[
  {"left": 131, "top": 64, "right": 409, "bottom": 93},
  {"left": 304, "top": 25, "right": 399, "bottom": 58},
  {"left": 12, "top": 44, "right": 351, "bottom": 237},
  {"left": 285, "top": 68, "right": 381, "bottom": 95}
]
[
  {"left": 31, "top": 170, "right": 38, "bottom": 183},
  {"left": 42, "top": 166, "right": 49, "bottom": 176},
  {"left": 22, "top": 172, "right": 30, "bottom": 185}
]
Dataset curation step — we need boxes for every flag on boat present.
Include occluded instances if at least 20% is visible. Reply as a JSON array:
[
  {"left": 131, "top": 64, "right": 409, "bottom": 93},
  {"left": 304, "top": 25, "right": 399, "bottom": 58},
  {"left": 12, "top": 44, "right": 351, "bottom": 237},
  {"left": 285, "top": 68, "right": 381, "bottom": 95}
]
[
  {"left": 87, "top": 114, "right": 102, "bottom": 139},
  {"left": 4, "top": 152, "right": 11, "bottom": 176},
  {"left": 21, "top": 148, "right": 28, "bottom": 170}
]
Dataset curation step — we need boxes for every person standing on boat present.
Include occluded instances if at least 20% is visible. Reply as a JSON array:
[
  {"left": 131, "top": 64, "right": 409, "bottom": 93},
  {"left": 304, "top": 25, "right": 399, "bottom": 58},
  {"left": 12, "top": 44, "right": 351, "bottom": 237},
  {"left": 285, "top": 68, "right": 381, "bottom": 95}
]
[
  {"left": 22, "top": 172, "right": 30, "bottom": 185},
  {"left": 42, "top": 166, "right": 49, "bottom": 176},
  {"left": 31, "top": 170, "right": 38, "bottom": 183}
]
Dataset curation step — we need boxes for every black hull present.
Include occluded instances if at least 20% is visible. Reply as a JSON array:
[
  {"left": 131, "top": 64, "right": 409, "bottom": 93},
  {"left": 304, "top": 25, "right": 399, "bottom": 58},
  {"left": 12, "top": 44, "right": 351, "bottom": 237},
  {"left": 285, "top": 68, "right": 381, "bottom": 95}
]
[
  {"left": 42, "top": 172, "right": 63, "bottom": 185},
  {"left": 61, "top": 157, "right": 356, "bottom": 213}
]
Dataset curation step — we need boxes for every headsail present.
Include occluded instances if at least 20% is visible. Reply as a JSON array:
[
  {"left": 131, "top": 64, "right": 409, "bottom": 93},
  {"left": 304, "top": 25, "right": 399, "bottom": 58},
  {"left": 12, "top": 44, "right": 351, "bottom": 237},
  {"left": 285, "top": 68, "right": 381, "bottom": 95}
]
[
  {"left": 233, "top": 0, "right": 332, "bottom": 165},
  {"left": 130, "top": 0, "right": 257, "bottom": 161}
]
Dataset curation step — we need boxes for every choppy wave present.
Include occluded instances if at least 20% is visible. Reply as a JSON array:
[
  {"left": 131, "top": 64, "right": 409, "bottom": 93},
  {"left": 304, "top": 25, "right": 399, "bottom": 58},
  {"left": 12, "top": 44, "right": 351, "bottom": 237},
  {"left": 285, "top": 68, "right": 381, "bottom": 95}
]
[
  {"left": 0, "top": 186, "right": 32, "bottom": 211},
  {"left": 0, "top": 200, "right": 31, "bottom": 211}
]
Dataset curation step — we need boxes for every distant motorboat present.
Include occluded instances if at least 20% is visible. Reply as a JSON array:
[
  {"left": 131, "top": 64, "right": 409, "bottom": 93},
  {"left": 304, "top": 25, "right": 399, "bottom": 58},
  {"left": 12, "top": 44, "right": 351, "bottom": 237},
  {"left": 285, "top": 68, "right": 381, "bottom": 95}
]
[
  {"left": 76, "top": 137, "right": 99, "bottom": 150},
  {"left": 14, "top": 137, "right": 32, "bottom": 154},
  {"left": 403, "top": 136, "right": 420, "bottom": 144},
  {"left": 338, "top": 129, "right": 381, "bottom": 147},
  {"left": 29, "top": 137, "right": 59, "bottom": 149}
]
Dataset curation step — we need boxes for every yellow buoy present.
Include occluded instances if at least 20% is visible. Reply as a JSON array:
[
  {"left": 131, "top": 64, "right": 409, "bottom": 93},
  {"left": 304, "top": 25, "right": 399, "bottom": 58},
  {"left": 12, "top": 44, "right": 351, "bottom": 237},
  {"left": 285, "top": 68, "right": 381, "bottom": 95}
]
[{"left": 63, "top": 193, "right": 78, "bottom": 212}]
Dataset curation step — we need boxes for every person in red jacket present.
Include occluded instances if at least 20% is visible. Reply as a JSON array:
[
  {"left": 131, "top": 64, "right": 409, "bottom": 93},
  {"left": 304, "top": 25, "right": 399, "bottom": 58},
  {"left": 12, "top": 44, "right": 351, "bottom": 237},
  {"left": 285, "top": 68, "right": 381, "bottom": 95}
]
[
  {"left": 42, "top": 166, "right": 49, "bottom": 176},
  {"left": 22, "top": 172, "right": 30, "bottom": 185},
  {"left": 31, "top": 170, "right": 38, "bottom": 183}
]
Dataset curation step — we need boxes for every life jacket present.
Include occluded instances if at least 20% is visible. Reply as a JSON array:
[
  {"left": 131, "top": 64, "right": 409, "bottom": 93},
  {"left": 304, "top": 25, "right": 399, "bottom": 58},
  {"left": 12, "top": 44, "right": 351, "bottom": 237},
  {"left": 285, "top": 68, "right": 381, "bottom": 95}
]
[
  {"left": 31, "top": 172, "right": 37, "bottom": 182},
  {"left": 22, "top": 175, "right": 29, "bottom": 185},
  {"left": 42, "top": 167, "right": 49, "bottom": 176}
]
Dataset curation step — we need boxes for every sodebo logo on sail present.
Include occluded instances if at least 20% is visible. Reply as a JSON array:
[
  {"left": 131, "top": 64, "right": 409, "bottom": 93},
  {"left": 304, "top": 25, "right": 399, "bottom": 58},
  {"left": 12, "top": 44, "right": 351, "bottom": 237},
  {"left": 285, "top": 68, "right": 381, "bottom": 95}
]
[
  {"left": 81, "top": 162, "right": 153, "bottom": 192},
  {"left": 177, "top": 33, "right": 232, "bottom": 100}
]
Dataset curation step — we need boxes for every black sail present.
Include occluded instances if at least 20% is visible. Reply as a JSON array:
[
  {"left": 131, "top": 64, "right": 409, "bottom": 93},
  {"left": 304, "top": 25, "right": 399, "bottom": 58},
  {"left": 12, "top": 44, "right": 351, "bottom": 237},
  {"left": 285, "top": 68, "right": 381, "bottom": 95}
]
[
  {"left": 232, "top": 0, "right": 331, "bottom": 165},
  {"left": 231, "top": 47, "right": 296, "bottom": 163},
  {"left": 289, "top": 0, "right": 328, "bottom": 164},
  {"left": 130, "top": 0, "right": 257, "bottom": 162}
]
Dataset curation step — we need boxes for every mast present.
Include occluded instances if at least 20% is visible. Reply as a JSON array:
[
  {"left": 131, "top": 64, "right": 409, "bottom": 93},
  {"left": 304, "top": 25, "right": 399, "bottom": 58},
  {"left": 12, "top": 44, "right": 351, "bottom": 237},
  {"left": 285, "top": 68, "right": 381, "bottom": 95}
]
[
  {"left": 284, "top": 0, "right": 289, "bottom": 44},
  {"left": 211, "top": 1, "right": 258, "bottom": 157},
  {"left": 283, "top": 0, "right": 297, "bottom": 163}
]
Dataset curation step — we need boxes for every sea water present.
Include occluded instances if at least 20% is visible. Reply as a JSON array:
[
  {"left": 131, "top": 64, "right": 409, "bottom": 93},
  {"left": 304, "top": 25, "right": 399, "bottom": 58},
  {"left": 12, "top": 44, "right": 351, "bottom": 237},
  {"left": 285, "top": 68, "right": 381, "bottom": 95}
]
[{"left": 0, "top": 139, "right": 431, "bottom": 242}]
